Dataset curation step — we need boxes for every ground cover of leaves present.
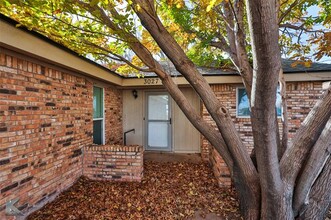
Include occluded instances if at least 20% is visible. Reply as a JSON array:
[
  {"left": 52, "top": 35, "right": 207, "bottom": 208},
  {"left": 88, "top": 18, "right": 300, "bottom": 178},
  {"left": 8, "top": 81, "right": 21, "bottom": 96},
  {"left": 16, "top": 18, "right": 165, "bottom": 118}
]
[{"left": 28, "top": 161, "right": 242, "bottom": 220}]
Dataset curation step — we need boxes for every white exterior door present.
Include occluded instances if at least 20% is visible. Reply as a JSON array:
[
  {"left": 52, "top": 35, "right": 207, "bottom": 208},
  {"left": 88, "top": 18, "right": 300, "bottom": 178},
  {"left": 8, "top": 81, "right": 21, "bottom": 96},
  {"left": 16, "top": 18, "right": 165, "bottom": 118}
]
[{"left": 145, "top": 92, "right": 172, "bottom": 151}]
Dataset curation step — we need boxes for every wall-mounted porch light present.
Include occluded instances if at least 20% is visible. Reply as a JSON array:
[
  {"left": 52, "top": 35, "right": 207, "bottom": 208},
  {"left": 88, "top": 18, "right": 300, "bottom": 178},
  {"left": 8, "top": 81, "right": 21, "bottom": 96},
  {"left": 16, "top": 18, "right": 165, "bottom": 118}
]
[{"left": 132, "top": 89, "right": 138, "bottom": 99}]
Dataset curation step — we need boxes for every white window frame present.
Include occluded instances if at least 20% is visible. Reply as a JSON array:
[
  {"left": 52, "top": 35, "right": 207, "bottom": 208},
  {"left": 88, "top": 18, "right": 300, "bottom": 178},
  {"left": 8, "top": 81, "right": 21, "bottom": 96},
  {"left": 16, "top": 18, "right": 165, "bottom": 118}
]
[{"left": 93, "top": 85, "right": 105, "bottom": 145}]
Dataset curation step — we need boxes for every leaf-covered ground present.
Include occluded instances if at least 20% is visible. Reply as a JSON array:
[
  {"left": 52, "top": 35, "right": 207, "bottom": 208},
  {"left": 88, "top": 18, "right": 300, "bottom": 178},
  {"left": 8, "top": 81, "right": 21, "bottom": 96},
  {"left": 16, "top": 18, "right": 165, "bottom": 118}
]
[{"left": 28, "top": 161, "right": 242, "bottom": 220}]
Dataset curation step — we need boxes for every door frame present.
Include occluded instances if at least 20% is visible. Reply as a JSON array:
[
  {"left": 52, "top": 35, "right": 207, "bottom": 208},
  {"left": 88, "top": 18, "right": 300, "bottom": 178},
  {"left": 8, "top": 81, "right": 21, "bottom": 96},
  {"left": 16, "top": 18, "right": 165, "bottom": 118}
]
[{"left": 145, "top": 91, "right": 172, "bottom": 151}]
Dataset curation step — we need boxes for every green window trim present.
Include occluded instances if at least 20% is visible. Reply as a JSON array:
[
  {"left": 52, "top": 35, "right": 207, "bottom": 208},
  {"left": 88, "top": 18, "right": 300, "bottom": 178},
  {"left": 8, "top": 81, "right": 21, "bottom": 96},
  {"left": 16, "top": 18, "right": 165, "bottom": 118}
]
[
  {"left": 93, "top": 86, "right": 103, "bottom": 119},
  {"left": 93, "top": 86, "right": 104, "bottom": 145}
]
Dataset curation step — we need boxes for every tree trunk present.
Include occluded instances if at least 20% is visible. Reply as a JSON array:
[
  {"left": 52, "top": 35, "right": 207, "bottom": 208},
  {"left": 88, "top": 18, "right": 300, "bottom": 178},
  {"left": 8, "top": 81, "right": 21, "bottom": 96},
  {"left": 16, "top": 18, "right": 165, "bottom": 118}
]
[
  {"left": 232, "top": 165, "right": 260, "bottom": 219},
  {"left": 279, "top": 69, "right": 289, "bottom": 158},
  {"left": 297, "top": 156, "right": 331, "bottom": 220},
  {"left": 293, "top": 117, "right": 331, "bottom": 216},
  {"left": 245, "top": 0, "right": 285, "bottom": 218},
  {"left": 280, "top": 86, "right": 331, "bottom": 217}
]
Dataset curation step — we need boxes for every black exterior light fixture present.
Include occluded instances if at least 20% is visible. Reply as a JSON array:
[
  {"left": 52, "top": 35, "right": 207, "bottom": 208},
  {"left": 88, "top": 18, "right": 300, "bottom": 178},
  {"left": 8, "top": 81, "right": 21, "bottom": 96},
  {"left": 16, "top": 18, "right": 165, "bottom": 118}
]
[{"left": 132, "top": 89, "right": 138, "bottom": 99}]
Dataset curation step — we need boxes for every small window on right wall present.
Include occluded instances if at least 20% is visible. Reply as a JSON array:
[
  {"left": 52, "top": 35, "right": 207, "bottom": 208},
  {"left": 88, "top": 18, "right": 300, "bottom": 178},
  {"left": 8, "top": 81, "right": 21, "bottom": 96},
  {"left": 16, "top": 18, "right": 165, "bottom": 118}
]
[{"left": 236, "top": 87, "right": 282, "bottom": 117}]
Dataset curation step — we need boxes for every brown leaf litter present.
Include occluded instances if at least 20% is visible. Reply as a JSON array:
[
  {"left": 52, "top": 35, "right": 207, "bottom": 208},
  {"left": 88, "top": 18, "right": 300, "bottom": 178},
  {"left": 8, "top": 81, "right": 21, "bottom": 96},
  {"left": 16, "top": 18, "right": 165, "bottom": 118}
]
[{"left": 28, "top": 161, "right": 242, "bottom": 220}]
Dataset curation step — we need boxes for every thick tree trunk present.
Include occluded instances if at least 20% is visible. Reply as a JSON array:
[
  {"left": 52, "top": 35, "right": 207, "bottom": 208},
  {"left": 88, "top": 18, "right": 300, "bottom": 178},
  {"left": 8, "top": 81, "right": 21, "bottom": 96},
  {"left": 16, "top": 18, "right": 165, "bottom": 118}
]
[
  {"left": 232, "top": 165, "right": 260, "bottom": 219},
  {"left": 245, "top": 0, "right": 285, "bottom": 219},
  {"left": 297, "top": 156, "right": 331, "bottom": 220},
  {"left": 280, "top": 86, "right": 331, "bottom": 218},
  {"left": 293, "top": 117, "right": 331, "bottom": 216}
]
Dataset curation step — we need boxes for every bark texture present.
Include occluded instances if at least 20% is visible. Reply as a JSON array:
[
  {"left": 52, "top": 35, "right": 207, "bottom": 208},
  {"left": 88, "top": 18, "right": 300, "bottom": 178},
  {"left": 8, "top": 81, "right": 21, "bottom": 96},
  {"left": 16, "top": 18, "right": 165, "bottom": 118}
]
[
  {"left": 279, "top": 69, "right": 289, "bottom": 158},
  {"left": 245, "top": 0, "right": 284, "bottom": 218},
  {"left": 297, "top": 156, "right": 331, "bottom": 220},
  {"left": 293, "top": 117, "right": 331, "bottom": 216}
]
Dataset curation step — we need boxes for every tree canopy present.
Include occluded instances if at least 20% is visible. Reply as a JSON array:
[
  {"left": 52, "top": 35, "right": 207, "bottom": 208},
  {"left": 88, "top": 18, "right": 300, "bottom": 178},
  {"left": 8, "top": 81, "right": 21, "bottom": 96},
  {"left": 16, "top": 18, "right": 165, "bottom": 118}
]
[
  {"left": 1, "top": 0, "right": 330, "bottom": 74},
  {"left": 1, "top": 0, "right": 331, "bottom": 219}
]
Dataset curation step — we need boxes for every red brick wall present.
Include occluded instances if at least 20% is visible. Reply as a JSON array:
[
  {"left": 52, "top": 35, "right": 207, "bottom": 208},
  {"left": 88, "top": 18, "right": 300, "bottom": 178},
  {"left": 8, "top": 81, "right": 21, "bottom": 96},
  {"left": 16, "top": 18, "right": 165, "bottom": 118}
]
[
  {"left": 203, "top": 82, "right": 324, "bottom": 186},
  {"left": 0, "top": 48, "right": 123, "bottom": 218},
  {"left": 83, "top": 145, "right": 143, "bottom": 182},
  {"left": 105, "top": 87, "right": 123, "bottom": 145}
]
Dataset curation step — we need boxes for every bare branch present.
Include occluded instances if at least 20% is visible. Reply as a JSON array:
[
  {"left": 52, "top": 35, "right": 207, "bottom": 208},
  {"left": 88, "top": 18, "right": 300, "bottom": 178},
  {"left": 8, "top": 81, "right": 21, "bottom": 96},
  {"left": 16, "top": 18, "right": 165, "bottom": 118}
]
[{"left": 280, "top": 23, "right": 325, "bottom": 34}]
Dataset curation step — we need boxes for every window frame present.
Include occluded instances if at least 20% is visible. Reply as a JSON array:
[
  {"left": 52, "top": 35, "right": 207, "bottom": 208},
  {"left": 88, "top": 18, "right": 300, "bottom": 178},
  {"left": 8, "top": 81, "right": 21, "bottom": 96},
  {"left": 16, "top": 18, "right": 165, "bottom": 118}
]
[
  {"left": 236, "top": 87, "right": 251, "bottom": 118},
  {"left": 236, "top": 87, "right": 282, "bottom": 118},
  {"left": 93, "top": 85, "right": 105, "bottom": 145}
]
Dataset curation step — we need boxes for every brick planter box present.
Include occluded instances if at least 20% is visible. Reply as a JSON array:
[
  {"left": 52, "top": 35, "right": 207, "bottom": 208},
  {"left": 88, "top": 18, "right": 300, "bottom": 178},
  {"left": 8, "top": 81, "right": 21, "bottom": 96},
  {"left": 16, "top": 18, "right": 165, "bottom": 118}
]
[{"left": 83, "top": 145, "right": 143, "bottom": 182}]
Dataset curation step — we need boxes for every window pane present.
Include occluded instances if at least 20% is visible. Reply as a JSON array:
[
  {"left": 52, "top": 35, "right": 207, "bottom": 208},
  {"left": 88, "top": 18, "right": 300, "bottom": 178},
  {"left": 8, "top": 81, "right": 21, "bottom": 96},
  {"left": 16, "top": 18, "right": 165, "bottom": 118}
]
[
  {"left": 237, "top": 89, "right": 250, "bottom": 116},
  {"left": 93, "top": 120, "right": 102, "bottom": 145},
  {"left": 237, "top": 87, "right": 282, "bottom": 117},
  {"left": 148, "top": 95, "right": 169, "bottom": 120},
  {"left": 148, "top": 122, "right": 168, "bottom": 148},
  {"left": 93, "top": 86, "right": 103, "bottom": 118},
  {"left": 276, "top": 88, "right": 282, "bottom": 116}
]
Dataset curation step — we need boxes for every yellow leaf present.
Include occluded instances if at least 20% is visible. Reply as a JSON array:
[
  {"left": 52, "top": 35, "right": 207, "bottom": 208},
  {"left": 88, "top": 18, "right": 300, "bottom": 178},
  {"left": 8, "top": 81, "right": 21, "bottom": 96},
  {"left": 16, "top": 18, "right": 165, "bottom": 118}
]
[
  {"left": 135, "top": 4, "right": 141, "bottom": 11},
  {"left": 206, "top": 0, "right": 217, "bottom": 12},
  {"left": 291, "top": 61, "right": 299, "bottom": 67},
  {"left": 304, "top": 61, "right": 312, "bottom": 67}
]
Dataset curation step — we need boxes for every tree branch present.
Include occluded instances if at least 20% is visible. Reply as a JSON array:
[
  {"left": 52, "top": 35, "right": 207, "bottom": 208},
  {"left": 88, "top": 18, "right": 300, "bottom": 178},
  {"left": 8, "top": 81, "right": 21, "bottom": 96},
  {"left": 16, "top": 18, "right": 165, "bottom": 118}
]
[
  {"left": 280, "top": 85, "right": 331, "bottom": 216},
  {"left": 278, "top": 0, "right": 300, "bottom": 24},
  {"left": 297, "top": 156, "right": 331, "bottom": 219},
  {"left": 293, "top": 116, "right": 331, "bottom": 216},
  {"left": 280, "top": 23, "right": 325, "bottom": 33},
  {"left": 229, "top": 0, "right": 253, "bottom": 97},
  {"left": 84, "top": 41, "right": 155, "bottom": 73}
]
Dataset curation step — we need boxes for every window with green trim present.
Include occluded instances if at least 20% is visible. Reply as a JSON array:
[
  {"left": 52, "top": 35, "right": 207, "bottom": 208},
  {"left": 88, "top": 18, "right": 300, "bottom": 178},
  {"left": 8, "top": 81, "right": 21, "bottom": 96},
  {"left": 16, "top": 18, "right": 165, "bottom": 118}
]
[
  {"left": 93, "top": 86, "right": 104, "bottom": 145},
  {"left": 93, "top": 86, "right": 103, "bottom": 119}
]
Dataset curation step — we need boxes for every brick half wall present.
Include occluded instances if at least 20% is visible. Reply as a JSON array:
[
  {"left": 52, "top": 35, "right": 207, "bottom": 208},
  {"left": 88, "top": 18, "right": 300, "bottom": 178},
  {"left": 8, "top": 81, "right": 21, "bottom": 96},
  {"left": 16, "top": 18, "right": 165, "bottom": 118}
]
[
  {"left": 83, "top": 145, "right": 144, "bottom": 182},
  {"left": 210, "top": 148, "right": 231, "bottom": 188}
]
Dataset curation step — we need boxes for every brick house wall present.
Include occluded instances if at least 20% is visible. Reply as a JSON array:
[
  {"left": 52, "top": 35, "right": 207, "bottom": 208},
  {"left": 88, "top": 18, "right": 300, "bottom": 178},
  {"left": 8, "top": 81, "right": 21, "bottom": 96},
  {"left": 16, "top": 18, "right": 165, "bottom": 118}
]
[
  {"left": 202, "top": 82, "right": 324, "bottom": 187},
  {"left": 0, "top": 48, "right": 123, "bottom": 218},
  {"left": 105, "top": 87, "right": 123, "bottom": 145}
]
